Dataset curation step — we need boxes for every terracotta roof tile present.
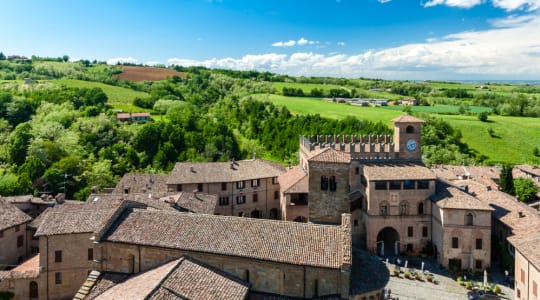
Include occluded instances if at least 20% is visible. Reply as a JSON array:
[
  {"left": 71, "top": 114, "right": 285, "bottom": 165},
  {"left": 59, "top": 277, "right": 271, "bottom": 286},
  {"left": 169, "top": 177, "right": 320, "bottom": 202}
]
[
  {"left": 167, "top": 159, "right": 285, "bottom": 184},
  {"left": 308, "top": 148, "right": 351, "bottom": 164},
  {"left": 103, "top": 209, "right": 344, "bottom": 269},
  {"left": 159, "top": 192, "right": 218, "bottom": 214},
  {"left": 93, "top": 257, "right": 249, "bottom": 300},
  {"left": 112, "top": 174, "right": 169, "bottom": 198},
  {"left": 0, "top": 199, "right": 32, "bottom": 231},
  {"left": 278, "top": 166, "right": 308, "bottom": 194},
  {"left": 391, "top": 115, "right": 425, "bottom": 123},
  {"left": 364, "top": 163, "right": 436, "bottom": 181},
  {"left": 0, "top": 255, "right": 39, "bottom": 279},
  {"left": 431, "top": 181, "right": 494, "bottom": 211},
  {"left": 508, "top": 232, "right": 540, "bottom": 272}
]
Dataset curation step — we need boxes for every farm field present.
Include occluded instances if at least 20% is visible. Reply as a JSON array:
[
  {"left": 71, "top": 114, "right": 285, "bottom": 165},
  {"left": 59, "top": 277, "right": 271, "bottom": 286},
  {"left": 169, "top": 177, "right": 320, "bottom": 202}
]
[
  {"left": 114, "top": 66, "right": 185, "bottom": 82},
  {"left": 253, "top": 94, "right": 540, "bottom": 165},
  {"left": 382, "top": 104, "right": 492, "bottom": 114},
  {"left": 271, "top": 82, "right": 403, "bottom": 100},
  {"left": 51, "top": 79, "right": 151, "bottom": 112}
]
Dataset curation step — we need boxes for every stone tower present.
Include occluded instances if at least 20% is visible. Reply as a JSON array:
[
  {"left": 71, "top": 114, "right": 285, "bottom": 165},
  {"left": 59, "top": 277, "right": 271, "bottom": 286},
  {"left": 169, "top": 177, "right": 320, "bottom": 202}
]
[{"left": 392, "top": 115, "right": 424, "bottom": 161}]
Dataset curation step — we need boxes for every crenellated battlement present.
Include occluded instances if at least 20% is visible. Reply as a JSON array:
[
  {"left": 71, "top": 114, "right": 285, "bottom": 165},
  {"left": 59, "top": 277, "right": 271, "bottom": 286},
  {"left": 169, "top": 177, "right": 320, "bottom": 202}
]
[{"left": 300, "top": 134, "right": 399, "bottom": 161}]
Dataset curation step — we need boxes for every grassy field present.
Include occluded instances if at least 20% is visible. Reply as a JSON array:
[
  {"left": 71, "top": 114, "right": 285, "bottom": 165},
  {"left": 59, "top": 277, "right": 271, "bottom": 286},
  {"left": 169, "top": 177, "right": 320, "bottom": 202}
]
[
  {"left": 272, "top": 82, "right": 350, "bottom": 94},
  {"left": 252, "top": 94, "right": 402, "bottom": 125},
  {"left": 382, "top": 104, "right": 492, "bottom": 114},
  {"left": 253, "top": 94, "right": 540, "bottom": 165},
  {"left": 51, "top": 79, "right": 151, "bottom": 112}
]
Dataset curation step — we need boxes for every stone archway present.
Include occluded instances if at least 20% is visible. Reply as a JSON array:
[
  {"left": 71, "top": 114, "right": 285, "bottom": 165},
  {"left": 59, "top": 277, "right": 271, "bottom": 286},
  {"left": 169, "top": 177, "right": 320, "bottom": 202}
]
[{"left": 376, "top": 227, "right": 400, "bottom": 257}]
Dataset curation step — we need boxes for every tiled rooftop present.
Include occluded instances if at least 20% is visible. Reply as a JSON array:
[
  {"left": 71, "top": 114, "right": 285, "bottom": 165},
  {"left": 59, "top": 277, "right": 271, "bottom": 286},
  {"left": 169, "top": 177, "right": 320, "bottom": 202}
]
[
  {"left": 167, "top": 159, "right": 285, "bottom": 184},
  {"left": 92, "top": 257, "right": 249, "bottom": 300},
  {"left": 278, "top": 166, "right": 308, "bottom": 194},
  {"left": 508, "top": 232, "right": 540, "bottom": 275},
  {"left": 431, "top": 181, "right": 494, "bottom": 211},
  {"left": 103, "top": 209, "right": 344, "bottom": 269},
  {"left": 0, "top": 199, "right": 32, "bottom": 231},
  {"left": 0, "top": 255, "right": 39, "bottom": 279},
  {"left": 112, "top": 173, "right": 169, "bottom": 198},
  {"left": 159, "top": 192, "right": 218, "bottom": 214},
  {"left": 392, "top": 115, "right": 424, "bottom": 123},
  {"left": 307, "top": 148, "right": 351, "bottom": 163},
  {"left": 364, "top": 163, "right": 436, "bottom": 181}
]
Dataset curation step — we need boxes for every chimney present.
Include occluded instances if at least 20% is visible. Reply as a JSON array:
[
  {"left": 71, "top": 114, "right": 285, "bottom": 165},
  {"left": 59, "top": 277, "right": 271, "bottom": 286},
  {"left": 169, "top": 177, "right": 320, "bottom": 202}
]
[
  {"left": 190, "top": 166, "right": 195, "bottom": 173},
  {"left": 518, "top": 211, "right": 525, "bottom": 218}
]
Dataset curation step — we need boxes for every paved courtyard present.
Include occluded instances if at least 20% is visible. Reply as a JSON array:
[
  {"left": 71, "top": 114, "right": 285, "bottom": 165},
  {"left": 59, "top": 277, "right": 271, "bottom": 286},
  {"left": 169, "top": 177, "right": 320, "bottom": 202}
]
[{"left": 382, "top": 259, "right": 514, "bottom": 300}]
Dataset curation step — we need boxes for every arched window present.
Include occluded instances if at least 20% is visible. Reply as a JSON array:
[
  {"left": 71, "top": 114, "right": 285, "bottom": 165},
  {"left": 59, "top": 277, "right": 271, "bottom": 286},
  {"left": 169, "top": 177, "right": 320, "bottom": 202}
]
[
  {"left": 399, "top": 201, "right": 409, "bottom": 215},
  {"left": 380, "top": 201, "right": 389, "bottom": 216},
  {"left": 29, "top": 281, "right": 38, "bottom": 298},
  {"left": 418, "top": 202, "right": 424, "bottom": 215},
  {"left": 465, "top": 213, "right": 474, "bottom": 226},
  {"left": 406, "top": 125, "right": 414, "bottom": 134}
]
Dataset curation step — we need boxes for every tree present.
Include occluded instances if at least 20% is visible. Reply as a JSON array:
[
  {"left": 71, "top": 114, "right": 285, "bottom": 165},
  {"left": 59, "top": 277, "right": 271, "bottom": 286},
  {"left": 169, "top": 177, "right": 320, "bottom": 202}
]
[
  {"left": 8, "top": 123, "right": 33, "bottom": 166},
  {"left": 62, "top": 55, "right": 69, "bottom": 62},
  {"left": 0, "top": 52, "right": 6, "bottom": 60},
  {"left": 513, "top": 178, "right": 539, "bottom": 202},
  {"left": 499, "top": 165, "right": 515, "bottom": 195},
  {"left": 534, "top": 147, "right": 539, "bottom": 157},
  {"left": 6, "top": 98, "right": 33, "bottom": 126},
  {"left": 478, "top": 111, "right": 488, "bottom": 122}
]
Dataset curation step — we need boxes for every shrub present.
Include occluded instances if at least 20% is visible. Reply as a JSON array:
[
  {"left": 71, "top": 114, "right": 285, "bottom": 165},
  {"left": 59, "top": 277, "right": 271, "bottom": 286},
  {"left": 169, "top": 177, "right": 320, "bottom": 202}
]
[
  {"left": 465, "top": 282, "right": 473, "bottom": 290},
  {"left": 404, "top": 271, "right": 411, "bottom": 279},
  {"left": 494, "top": 285, "right": 501, "bottom": 294},
  {"left": 478, "top": 111, "right": 488, "bottom": 122}
]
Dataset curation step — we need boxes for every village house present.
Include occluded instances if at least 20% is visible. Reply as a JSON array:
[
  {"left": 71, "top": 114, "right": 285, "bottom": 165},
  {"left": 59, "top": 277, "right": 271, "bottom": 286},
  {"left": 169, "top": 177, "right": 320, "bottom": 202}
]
[{"left": 0, "top": 200, "right": 32, "bottom": 269}]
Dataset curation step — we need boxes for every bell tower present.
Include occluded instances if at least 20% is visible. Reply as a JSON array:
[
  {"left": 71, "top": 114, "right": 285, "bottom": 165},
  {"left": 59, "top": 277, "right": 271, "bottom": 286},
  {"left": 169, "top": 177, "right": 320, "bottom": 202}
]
[{"left": 392, "top": 115, "right": 424, "bottom": 160}]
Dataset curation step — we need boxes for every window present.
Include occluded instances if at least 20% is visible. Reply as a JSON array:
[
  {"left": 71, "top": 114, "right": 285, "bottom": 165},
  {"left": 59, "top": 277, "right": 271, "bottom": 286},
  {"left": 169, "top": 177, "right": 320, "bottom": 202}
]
[
  {"left": 400, "top": 201, "right": 409, "bottom": 215},
  {"left": 245, "top": 270, "right": 250, "bottom": 283},
  {"left": 475, "top": 260, "right": 482, "bottom": 269},
  {"left": 29, "top": 281, "right": 38, "bottom": 298},
  {"left": 197, "top": 183, "right": 203, "bottom": 192},
  {"left": 466, "top": 213, "right": 474, "bottom": 226},
  {"left": 418, "top": 203, "right": 424, "bottom": 215},
  {"left": 251, "top": 179, "right": 259, "bottom": 187},
  {"left": 408, "top": 226, "right": 413, "bottom": 237},
  {"left": 219, "top": 197, "right": 229, "bottom": 206},
  {"left": 31, "top": 247, "right": 39, "bottom": 254},
  {"left": 177, "top": 184, "right": 182, "bottom": 192},
  {"left": 252, "top": 193, "right": 258, "bottom": 203},
  {"left": 274, "top": 191, "right": 279, "bottom": 200},
  {"left": 321, "top": 176, "right": 329, "bottom": 191},
  {"left": 236, "top": 181, "right": 245, "bottom": 189},
  {"left": 406, "top": 243, "right": 413, "bottom": 252},
  {"left": 55, "top": 272, "right": 62, "bottom": 284},
  {"left": 17, "top": 235, "right": 23, "bottom": 248},
  {"left": 221, "top": 182, "right": 227, "bottom": 191},
  {"left": 236, "top": 195, "right": 246, "bottom": 204},
  {"left": 88, "top": 248, "right": 93, "bottom": 261},
  {"left": 476, "top": 238, "right": 482, "bottom": 250},
  {"left": 0, "top": 230, "right": 3, "bottom": 238},
  {"left": 355, "top": 167, "right": 359, "bottom": 175},
  {"left": 55, "top": 250, "right": 62, "bottom": 263},
  {"left": 272, "top": 177, "right": 279, "bottom": 185},
  {"left": 517, "top": 289, "right": 521, "bottom": 298},
  {"left": 329, "top": 176, "right": 337, "bottom": 192},
  {"left": 533, "top": 280, "right": 537, "bottom": 297},
  {"left": 375, "top": 181, "right": 387, "bottom": 190},
  {"left": 452, "top": 237, "right": 459, "bottom": 248},
  {"left": 354, "top": 220, "right": 358, "bottom": 226},
  {"left": 389, "top": 181, "right": 401, "bottom": 190},
  {"left": 15, "top": 225, "right": 20, "bottom": 232},
  {"left": 403, "top": 180, "right": 415, "bottom": 190},
  {"left": 417, "top": 180, "right": 430, "bottom": 189},
  {"left": 521, "top": 269, "right": 525, "bottom": 283},
  {"left": 380, "top": 201, "right": 389, "bottom": 216},
  {"left": 422, "top": 226, "right": 428, "bottom": 237},
  {"left": 406, "top": 125, "right": 414, "bottom": 133}
]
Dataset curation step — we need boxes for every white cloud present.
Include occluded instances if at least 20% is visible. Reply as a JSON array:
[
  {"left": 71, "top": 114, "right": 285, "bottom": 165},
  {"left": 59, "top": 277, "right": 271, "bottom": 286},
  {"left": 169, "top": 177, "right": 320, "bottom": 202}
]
[
  {"left": 424, "top": 0, "right": 484, "bottom": 8},
  {"left": 337, "top": 42, "right": 346, "bottom": 46},
  {"left": 492, "top": 0, "right": 540, "bottom": 11},
  {"left": 424, "top": 0, "right": 540, "bottom": 10},
  {"left": 107, "top": 57, "right": 138, "bottom": 65},
  {"left": 272, "top": 37, "right": 318, "bottom": 47},
  {"left": 166, "top": 14, "right": 540, "bottom": 79},
  {"left": 378, "top": 0, "right": 392, "bottom": 3}
]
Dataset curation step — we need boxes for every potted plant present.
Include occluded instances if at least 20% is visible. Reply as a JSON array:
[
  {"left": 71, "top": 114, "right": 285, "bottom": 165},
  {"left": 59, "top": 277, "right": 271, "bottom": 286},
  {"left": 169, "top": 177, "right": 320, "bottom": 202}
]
[
  {"left": 465, "top": 282, "right": 473, "bottom": 290},
  {"left": 427, "top": 275, "right": 433, "bottom": 282},
  {"left": 393, "top": 269, "right": 400, "bottom": 277},
  {"left": 404, "top": 271, "right": 411, "bottom": 279},
  {"left": 493, "top": 285, "right": 501, "bottom": 294},
  {"left": 415, "top": 273, "right": 422, "bottom": 281}
]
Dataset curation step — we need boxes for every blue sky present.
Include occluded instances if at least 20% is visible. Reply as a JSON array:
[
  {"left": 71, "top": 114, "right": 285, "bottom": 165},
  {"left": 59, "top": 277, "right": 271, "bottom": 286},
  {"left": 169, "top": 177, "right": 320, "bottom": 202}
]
[{"left": 1, "top": 0, "right": 540, "bottom": 79}]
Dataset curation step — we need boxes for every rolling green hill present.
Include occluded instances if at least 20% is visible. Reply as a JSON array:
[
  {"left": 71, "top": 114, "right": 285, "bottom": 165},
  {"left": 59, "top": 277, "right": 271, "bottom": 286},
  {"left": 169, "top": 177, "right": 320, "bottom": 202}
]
[{"left": 51, "top": 79, "right": 151, "bottom": 112}]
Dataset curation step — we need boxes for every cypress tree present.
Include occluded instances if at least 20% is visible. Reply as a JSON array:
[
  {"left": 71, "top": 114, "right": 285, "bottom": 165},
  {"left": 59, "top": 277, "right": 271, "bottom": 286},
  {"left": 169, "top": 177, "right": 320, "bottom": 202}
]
[{"left": 499, "top": 164, "right": 515, "bottom": 195}]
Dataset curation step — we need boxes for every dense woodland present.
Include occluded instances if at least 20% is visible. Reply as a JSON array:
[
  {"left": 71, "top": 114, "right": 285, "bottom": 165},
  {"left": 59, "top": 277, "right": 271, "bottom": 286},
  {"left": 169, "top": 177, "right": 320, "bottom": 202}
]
[{"left": 0, "top": 54, "right": 534, "bottom": 199}]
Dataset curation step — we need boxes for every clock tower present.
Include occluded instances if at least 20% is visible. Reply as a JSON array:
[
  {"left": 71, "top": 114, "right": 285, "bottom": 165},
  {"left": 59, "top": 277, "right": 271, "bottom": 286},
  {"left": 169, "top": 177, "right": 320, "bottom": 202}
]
[{"left": 392, "top": 115, "right": 424, "bottom": 161}]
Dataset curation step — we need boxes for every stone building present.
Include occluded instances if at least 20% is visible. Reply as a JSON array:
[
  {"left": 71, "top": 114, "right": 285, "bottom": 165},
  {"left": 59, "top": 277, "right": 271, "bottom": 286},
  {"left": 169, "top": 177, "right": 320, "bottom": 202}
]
[
  {"left": 0, "top": 200, "right": 32, "bottom": 269},
  {"left": 166, "top": 159, "right": 285, "bottom": 219}
]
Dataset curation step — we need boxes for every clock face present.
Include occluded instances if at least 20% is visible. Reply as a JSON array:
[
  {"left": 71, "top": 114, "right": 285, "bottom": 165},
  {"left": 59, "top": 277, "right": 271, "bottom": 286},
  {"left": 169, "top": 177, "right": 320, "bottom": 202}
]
[{"left": 406, "top": 139, "right": 417, "bottom": 151}]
